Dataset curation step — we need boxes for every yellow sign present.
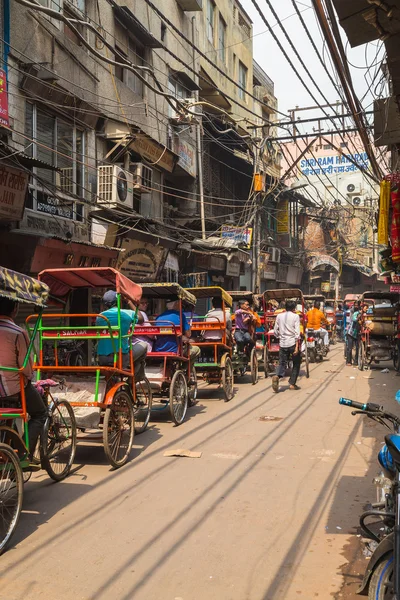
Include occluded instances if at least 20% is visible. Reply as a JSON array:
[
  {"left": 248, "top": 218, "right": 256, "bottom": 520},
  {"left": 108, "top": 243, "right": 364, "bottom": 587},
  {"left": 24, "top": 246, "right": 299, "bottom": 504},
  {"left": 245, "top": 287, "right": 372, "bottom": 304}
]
[
  {"left": 277, "top": 199, "right": 289, "bottom": 234},
  {"left": 378, "top": 179, "right": 390, "bottom": 246}
]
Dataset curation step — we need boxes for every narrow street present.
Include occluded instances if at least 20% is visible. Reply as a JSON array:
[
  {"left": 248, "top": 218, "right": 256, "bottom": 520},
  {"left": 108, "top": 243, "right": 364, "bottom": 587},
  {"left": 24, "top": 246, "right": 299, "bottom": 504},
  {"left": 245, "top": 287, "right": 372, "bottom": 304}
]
[{"left": 0, "top": 345, "right": 396, "bottom": 600}]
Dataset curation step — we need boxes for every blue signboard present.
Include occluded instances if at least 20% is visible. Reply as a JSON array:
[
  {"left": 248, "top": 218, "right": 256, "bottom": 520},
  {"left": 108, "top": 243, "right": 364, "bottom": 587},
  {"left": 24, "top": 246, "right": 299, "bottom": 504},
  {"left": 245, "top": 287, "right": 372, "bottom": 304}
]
[{"left": 300, "top": 152, "right": 369, "bottom": 177}]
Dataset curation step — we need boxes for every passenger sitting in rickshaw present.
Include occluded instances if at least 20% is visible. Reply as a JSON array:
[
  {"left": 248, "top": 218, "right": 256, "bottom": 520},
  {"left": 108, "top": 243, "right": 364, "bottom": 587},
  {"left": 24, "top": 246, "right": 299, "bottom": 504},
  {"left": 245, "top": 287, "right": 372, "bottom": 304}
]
[
  {"left": 275, "top": 301, "right": 286, "bottom": 314},
  {"left": 306, "top": 300, "right": 329, "bottom": 349},
  {"left": 234, "top": 299, "right": 257, "bottom": 355},
  {"left": 96, "top": 290, "right": 147, "bottom": 377},
  {"left": 153, "top": 297, "right": 201, "bottom": 366},
  {"left": 0, "top": 297, "right": 47, "bottom": 462},
  {"left": 134, "top": 297, "right": 154, "bottom": 353},
  {"left": 204, "top": 297, "right": 232, "bottom": 342}
]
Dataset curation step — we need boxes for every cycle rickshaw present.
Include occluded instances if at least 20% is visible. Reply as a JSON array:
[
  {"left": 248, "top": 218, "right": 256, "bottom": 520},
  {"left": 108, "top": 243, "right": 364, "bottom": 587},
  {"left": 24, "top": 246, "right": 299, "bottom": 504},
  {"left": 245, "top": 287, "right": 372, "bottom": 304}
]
[
  {"left": 133, "top": 283, "right": 197, "bottom": 425},
  {"left": 304, "top": 294, "right": 326, "bottom": 311},
  {"left": 262, "top": 289, "right": 309, "bottom": 379},
  {"left": 0, "top": 267, "right": 77, "bottom": 554},
  {"left": 228, "top": 290, "right": 259, "bottom": 385},
  {"left": 358, "top": 291, "right": 399, "bottom": 371},
  {"left": 33, "top": 267, "right": 151, "bottom": 468},
  {"left": 184, "top": 287, "right": 235, "bottom": 401}
]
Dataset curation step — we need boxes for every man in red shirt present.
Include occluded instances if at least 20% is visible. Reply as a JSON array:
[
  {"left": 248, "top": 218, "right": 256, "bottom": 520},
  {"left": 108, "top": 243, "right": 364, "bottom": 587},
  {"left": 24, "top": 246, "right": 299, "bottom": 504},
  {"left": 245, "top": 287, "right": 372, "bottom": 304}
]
[{"left": 0, "top": 297, "right": 47, "bottom": 460}]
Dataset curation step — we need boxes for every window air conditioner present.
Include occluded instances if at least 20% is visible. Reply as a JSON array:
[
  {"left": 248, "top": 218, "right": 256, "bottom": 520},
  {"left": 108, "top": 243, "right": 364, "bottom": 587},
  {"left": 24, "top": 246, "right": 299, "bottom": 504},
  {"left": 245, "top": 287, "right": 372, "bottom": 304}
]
[
  {"left": 97, "top": 165, "right": 134, "bottom": 211},
  {"left": 267, "top": 247, "right": 281, "bottom": 263},
  {"left": 131, "top": 163, "right": 153, "bottom": 192}
]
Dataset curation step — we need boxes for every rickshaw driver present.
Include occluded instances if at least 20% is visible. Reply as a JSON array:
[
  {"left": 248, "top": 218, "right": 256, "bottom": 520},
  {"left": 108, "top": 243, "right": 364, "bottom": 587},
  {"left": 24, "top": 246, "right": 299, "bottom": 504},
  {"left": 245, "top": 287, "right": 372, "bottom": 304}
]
[
  {"left": 0, "top": 297, "right": 47, "bottom": 461},
  {"left": 96, "top": 290, "right": 147, "bottom": 377},
  {"left": 234, "top": 299, "right": 256, "bottom": 355},
  {"left": 153, "top": 297, "right": 201, "bottom": 367}
]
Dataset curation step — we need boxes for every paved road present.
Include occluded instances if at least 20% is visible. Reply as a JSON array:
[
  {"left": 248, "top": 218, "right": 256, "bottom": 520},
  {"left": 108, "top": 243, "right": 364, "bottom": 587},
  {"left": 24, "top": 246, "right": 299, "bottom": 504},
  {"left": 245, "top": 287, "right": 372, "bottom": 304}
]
[{"left": 1, "top": 345, "right": 397, "bottom": 600}]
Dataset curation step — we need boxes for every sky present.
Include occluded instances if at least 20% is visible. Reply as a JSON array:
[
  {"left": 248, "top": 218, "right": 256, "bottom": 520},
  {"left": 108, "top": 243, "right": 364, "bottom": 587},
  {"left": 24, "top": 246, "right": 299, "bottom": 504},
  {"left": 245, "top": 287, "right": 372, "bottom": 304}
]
[{"left": 240, "top": 0, "right": 387, "bottom": 136}]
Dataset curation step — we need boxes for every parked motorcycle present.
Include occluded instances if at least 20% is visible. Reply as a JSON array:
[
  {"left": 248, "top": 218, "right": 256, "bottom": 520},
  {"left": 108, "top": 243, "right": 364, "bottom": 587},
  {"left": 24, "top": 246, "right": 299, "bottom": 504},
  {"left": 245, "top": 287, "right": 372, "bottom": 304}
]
[
  {"left": 306, "top": 328, "right": 328, "bottom": 363},
  {"left": 339, "top": 397, "right": 400, "bottom": 599}
]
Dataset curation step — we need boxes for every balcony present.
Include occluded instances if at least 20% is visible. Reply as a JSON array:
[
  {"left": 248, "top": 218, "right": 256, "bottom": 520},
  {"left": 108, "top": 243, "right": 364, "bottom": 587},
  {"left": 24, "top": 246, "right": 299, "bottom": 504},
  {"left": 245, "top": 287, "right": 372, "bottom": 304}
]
[{"left": 175, "top": 0, "right": 202, "bottom": 11}]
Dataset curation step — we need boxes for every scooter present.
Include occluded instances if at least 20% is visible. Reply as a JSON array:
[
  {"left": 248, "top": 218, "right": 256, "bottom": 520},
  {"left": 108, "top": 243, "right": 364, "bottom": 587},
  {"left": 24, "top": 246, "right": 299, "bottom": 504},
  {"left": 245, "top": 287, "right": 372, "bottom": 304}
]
[
  {"left": 339, "top": 397, "right": 400, "bottom": 599},
  {"left": 306, "top": 328, "right": 328, "bottom": 363}
]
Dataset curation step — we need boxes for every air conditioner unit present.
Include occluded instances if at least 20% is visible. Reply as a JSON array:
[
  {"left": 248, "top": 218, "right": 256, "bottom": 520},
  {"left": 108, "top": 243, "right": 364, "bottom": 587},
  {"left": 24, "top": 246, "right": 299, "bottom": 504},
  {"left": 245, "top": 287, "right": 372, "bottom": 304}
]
[
  {"left": 267, "top": 247, "right": 281, "bottom": 263},
  {"left": 353, "top": 196, "right": 362, "bottom": 206},
  {"left": 345, "top": 181, "right": 362, "bottom": 194},
  {"left": 97, "top": 165, "right": 134, "bottom": 211},
  {"left": 131, "top": 163, "right": 153, "bottom": 192}
]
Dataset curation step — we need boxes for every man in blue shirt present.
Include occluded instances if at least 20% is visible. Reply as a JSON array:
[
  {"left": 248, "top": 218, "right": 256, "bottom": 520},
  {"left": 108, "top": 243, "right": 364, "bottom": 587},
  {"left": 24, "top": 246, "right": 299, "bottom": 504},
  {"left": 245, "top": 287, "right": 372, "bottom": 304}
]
[
  {"left": 96, "top": 290, "right": 147, "bottom": 377},
  {"left": 154, "top": 298, "right": 200, "bottom": 366}
]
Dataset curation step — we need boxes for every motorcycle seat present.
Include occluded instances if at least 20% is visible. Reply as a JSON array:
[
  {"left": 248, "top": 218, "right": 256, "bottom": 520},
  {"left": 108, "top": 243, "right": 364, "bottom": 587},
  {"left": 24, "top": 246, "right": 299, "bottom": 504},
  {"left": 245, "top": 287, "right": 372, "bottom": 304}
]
[{"left": 385, "top": 433, "right": 400, "bottom": 468}]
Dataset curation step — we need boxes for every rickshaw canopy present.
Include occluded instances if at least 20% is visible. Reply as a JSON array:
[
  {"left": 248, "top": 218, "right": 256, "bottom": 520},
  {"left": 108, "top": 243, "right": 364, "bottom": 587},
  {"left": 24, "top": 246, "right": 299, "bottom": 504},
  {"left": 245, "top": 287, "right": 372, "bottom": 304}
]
[
  {"left": 263, "top": 289, "right": 304, "bottom": 302},
  {"left": 362, "top": 291, "right": 400, "bottom": 303},
  {"left": 187, "top": 286, "right": 232, "bottom": 307},
  {"left": 38, "top": 267, "right": 142, "bottom": 303},
  {"left": 0, "top": 266, "right": 49, "bottom": 307},
  {"left": 140, "top": 283, "right": 196, "bottom": 306}
]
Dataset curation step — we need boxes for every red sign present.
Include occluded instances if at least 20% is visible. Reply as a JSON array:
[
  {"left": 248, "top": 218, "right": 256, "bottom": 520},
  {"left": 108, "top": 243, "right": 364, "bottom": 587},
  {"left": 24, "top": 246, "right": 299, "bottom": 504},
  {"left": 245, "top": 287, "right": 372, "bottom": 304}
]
[
  {"left": 0, "top": 69, "right": 9, "bottom": 127},
  {"left": 390, "top": 285, "right": 400, "bottom": 293}
]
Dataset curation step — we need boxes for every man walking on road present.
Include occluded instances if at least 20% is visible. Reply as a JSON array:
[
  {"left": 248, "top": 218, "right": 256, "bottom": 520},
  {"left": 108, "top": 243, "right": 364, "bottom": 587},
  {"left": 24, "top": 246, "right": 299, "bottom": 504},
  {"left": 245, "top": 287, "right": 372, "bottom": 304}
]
[{"left": 272, "top": 300, "right": 301, "bottom": 392}]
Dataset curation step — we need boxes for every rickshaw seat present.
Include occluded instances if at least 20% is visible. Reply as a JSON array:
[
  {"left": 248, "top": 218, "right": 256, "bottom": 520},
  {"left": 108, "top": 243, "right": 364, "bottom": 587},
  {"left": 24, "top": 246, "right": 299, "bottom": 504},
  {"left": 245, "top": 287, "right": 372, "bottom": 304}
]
[{"left": 0, "top": 407, "right": 25, "bottom": 417}]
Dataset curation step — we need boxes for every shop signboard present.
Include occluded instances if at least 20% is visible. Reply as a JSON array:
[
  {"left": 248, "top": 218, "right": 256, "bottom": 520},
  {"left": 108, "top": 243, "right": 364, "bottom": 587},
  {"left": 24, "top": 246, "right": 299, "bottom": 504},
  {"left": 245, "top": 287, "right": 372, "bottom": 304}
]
[
  {"left": 277, "top": 199, "right": 289, "bottom": 234},
  {"left": 0, "top": 165, "right": 29, "bottom": 220},
  {"left": 390, "top": 285, "right": 400, "bottom": 293},
  {"left": 226, "top": 257, "right": 240, "bottom": 277},
  {"left": 300, "top": 152, "right": 369, "bottom": 177},
  {"left": 276, "top": 264, "right": 288, "bottom": 283},
  {"left": 117, "top": 238, "right": 166, "bottom": 281},
  {"left": 210, "top": 255, "right": 225, "bottom": 272},
  {"left": 262, "top": 263, "right": 276, "bottom": 280},
  {"left": 173, "top": 136, "right": 196, "bottom": 177},
  {"left": 321, "top": 281, "right": 330, "bottom": 292},
  {"left": 221, "top": 225, "right": 253, "bottom": 248},
  {"left": 0, "top": 69, "right": 9, "bottom": 128},
  {"left": 130, "top": 134, "right": 177, "bottom": 173}
]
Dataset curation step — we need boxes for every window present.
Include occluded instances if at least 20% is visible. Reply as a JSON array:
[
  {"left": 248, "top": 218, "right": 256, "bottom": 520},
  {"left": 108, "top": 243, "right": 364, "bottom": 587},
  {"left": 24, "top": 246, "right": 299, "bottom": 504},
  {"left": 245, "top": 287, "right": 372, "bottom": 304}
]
[
  {"left": 340, "top": 142, "right": 348, "bottom": 148},
  {"left": 323, "top": 143, "right": 333, "bottom": 150},
  {"left": 25, "top": 102, "right": 86, "bottom": 221},
  {"left": 114, "top": 38, "right": 145, "bottom": 97},
  {"left": 238, "top": 61, "right": 247, "bottom": 100},
  {"left": 207, "top": 0, "right": 215, "bottom": 44},
  {"left": 218, "top": 16, "right": 226, "bottom": 63},
  {"left": 38, "top": 0, "right": 62, "bottom": 12}
]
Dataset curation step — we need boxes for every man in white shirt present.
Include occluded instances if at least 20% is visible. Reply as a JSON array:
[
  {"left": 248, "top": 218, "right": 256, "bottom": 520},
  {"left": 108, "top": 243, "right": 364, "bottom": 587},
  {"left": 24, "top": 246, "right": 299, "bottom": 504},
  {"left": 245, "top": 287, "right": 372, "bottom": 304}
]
[
  {"left": 272, "top": 300, "right": 301, "bottom": 392},
  {"left": 203, "top": 297, "right": 232, "bottom": 342}
]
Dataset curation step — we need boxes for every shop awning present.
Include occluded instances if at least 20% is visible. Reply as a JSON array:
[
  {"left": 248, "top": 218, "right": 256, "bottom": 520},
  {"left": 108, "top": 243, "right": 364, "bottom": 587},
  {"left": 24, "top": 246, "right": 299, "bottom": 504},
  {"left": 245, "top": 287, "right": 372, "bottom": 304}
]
[
  {"left": 113, "top": 4, "right": 163, "bottom": 48},
  {"left": 343, "top": 258, "right": 375, "bottom": 277},
  {"left": 308, "top": 254, "right": 340, "bottom": 272}
]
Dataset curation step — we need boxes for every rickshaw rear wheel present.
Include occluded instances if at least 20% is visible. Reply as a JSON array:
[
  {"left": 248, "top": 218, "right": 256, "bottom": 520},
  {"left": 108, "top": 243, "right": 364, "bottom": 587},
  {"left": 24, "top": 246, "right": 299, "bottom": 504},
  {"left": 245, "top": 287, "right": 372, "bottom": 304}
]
[
  {"left": 250, "top": 347, "right": 258, "bottom": 385},
  {"left": 169, "top": 371, "right": 188, "bottom": 425},
  {"left": 0, "top": 443, "right": 23, "bottom": 555},
  {"left": 393, "top": 344, "right": 399, "bottom": 371},
  {"left": 187, "top": 366, "right": 198, "bottom": 407},
  {"left": 263, "top": 345, "right": 269, "bottom": 378},
  {"left": 222, "top": 355, "right": 234, "bottom": 402},
  {"left": 41, "top": 399, "right": 77, "bottom": 482},
  {"left": 134, "top": 378, "right": 153, "bottom": 434},
  {"left": 103, "top": 389, "right": 135, "bottom": 468}
]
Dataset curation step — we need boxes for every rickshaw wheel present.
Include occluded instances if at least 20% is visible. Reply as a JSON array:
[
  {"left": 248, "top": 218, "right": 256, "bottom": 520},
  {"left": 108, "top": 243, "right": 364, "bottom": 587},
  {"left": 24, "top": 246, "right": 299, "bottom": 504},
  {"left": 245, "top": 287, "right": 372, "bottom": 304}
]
[
  {"left": 187, "top": 366, "right": 198, "bottom": 407},
  {"left": 41, "top": 399, "right": 77, "bottom": 482},
  {"left": 304, "top": 343, "right": 310, "bottom": 378},
  {"left": 103, "top": 389, "right": 135, "bottom": 468},
  {"left": 169, "top": 371, "right": 188, "bottom": 425},
  {"left": 358, "top": 342, "right": 365, "bottom": 371},
  {"left": 134, "top": 378, "right": 153, "bottom": 434},
  {"left": 250, "top": 347, "right": 258, "bottom": 385},
  {"left": 263, "top": 346, "right": 269, "bottom": 378},
  {"left": 0, "top": 443, "right": 23, "bottom": 555},
  {"left": 222, "top": 355, "right": 234, "bottom": 402}
]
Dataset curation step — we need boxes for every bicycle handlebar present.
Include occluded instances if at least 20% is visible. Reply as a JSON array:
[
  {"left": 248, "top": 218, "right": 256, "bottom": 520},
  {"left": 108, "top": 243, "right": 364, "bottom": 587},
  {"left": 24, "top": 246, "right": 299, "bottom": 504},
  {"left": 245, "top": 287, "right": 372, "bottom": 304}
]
[{"left": 339, "top": 397, "right": 381, "bottom": 412}]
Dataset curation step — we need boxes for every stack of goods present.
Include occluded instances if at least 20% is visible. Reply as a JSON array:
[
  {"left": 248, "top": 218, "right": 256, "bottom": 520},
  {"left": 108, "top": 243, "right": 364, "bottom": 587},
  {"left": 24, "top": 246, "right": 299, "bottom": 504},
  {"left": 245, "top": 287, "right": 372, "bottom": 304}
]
[{"left": 365, "top": 305, "right": 396, "bottom": 361}]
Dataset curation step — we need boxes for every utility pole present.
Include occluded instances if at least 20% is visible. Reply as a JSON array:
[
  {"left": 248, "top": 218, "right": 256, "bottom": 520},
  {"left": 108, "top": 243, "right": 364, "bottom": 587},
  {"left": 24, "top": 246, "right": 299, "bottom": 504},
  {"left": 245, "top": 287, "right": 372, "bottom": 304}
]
[{"left": 192, "top": 17, "right": 206, "bottom": 240}]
